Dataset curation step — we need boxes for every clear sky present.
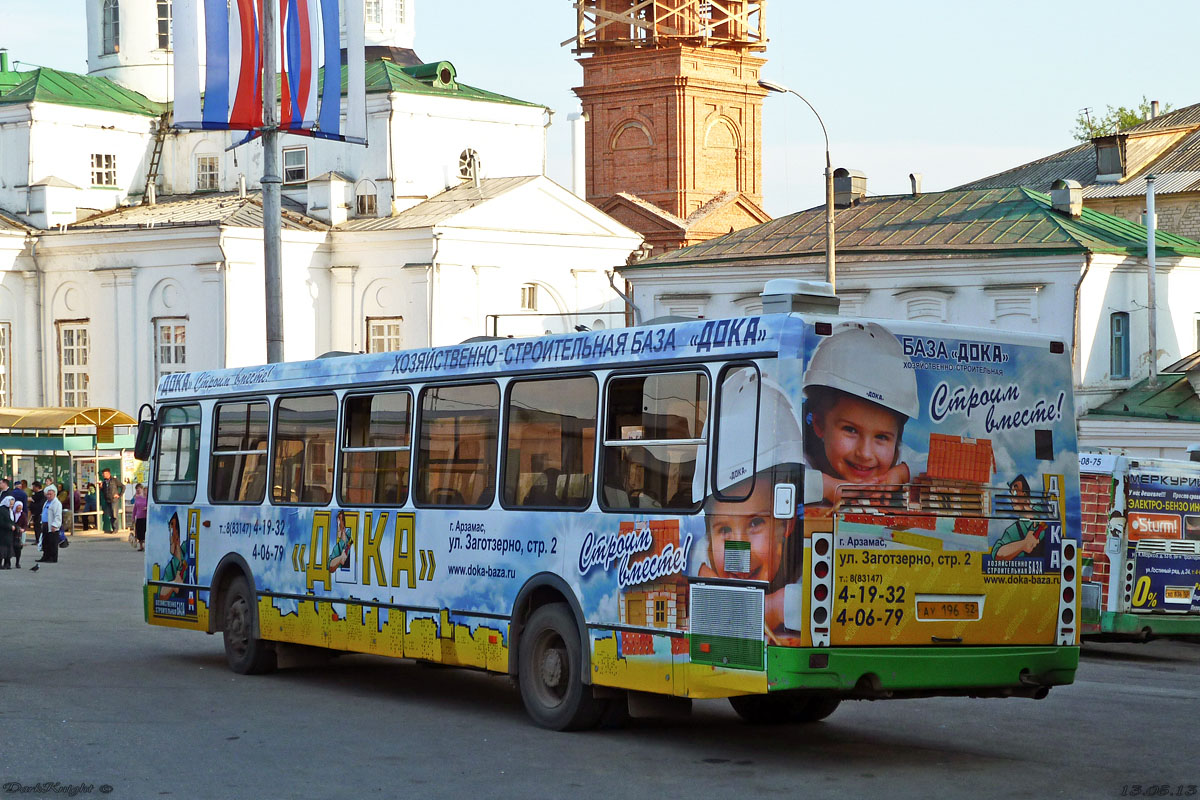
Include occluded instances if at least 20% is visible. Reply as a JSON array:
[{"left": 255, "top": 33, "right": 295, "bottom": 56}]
[{"left": 6, "top": 0, "right": 1196, "bottom": 215}]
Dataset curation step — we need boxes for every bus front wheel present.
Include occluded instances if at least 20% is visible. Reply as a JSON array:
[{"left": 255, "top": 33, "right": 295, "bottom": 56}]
[
  {"left": 222, "top": 576, "right": 277, "bottom": 675},
  {"left": 518, "top": 603, "right": 602, "bottom": 731}
]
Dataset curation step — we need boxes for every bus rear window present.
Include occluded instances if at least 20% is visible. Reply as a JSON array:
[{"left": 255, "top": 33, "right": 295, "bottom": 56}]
[
  {"left": 416, "top": 383, "right": 499, "bottom": 508},
  {"left": 340, "top": 391, "right": 412, "bottom": 506},
  {"left": 602, "top": 371, "right": 708, "bottom": 512},
  {"left": 210, "top": 401, "right": 269, "bottom": 503},
  {"left": 503, "top": 376, "right": 597, "bottom": 509},
  {"left": 154, "top": 404, "right": 201, "bottom": 504},
  {"left": 272, "top": 394, "right": 337, "bottom": 505}
]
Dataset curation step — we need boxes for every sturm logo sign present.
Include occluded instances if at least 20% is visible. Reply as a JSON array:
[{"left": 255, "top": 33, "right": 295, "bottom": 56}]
[{"left": 1128, "top": 513, "right": 1181, "bottom": 540}]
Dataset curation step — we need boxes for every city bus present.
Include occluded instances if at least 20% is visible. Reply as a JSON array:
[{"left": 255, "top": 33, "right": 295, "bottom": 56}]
[
  {"left": 1078, "top": 453, "right": 1200, "bottom": 641},
  {"left": 141, "top": 296, "right": 1081, "bottom": 729}
]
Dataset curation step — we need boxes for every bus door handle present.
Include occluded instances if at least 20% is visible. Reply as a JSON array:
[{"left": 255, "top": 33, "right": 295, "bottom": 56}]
[{"left": 931, "top": 636, "right": 963, "bottom": 644}]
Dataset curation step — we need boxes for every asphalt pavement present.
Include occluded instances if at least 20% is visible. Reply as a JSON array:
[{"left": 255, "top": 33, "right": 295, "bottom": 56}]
[{"left": 1, "top": 534, "right": 1198, "bottom": 800}]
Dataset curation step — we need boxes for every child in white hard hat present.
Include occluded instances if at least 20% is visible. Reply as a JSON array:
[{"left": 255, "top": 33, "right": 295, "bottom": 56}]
[
  {"left": 697, "top": 366, "right": 805, "bottom": 641},
  {"left": 802, "top": 322, "right": 920, "bottom": 507}
]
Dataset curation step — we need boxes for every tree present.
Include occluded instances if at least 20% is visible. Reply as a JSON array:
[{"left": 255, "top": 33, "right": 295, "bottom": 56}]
[{"left": 1073, "top": 97, "right": 1173, "bottom": 141}]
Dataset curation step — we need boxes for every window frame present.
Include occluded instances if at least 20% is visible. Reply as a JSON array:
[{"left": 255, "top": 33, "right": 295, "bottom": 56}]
[
  {"left": 0, "top": 321, "right": 10, "bottom": 407},
  {"left": 710, "top": 362, "right": 761, "bottom": 503},
  {"left": 153, "top": 404, "right": 201, "bottom": 504},
  {"left": 598, "top": 367, "right": 711, "bottom": 514},
  {"left": 156, "top": 0, "right": 172, "bottom": 50},
  {"left": 208, "top": 399, "right": 272, "bottom": 505},
  {"left": 1110, "top": 311, "right": 1130, "bottom": 380},
  {"left": 282, "top": 147, "right": 307, "bottom": 184},
  {"left": 338, "top": 389, "right": 413, "bottom": 508},
  {"left": 520, "top": 283, "right": 538, "bottom": 311},
  {"left": 196, "top": 154, "right": 219, "bottom": 191},
  {"left": 366, "top": 316, "right": 404, "bottom": 354},
  {"left": 413, "top": 380, "right": 501, "bottom": 510},
  {"left": 91, "top": 153, "right": 118, "bottom": 187},
  {"left": 155, "top": 318, "right": 187, "bottom": 382},
  {"left": 499, "top": 373, "right": 599, "bottom": 512},
  {"left": 57, "top": 320, "right": 90, "bottom": 408},
  {"left": 102, "top": 0, "right": 120, "bottom": 55},
  {"left": 270, "top": 392, "right": 339, "bottom": 507}
]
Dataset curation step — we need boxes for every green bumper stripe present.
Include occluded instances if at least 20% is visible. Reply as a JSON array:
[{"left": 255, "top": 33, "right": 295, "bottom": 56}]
[
  {"left": 691, "top": 633, "right": 765, "bottom": 671},
  {"left": 1100, "top": 611, "right": 1200, "bottom": 637},
  {"left": 767, "top": 645, "right": 1079, "bottom": 692}
]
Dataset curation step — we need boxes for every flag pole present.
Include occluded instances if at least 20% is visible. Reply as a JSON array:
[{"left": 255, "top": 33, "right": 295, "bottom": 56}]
[{"left": 262, "top": 0, "right": 285, "bottom": 364}]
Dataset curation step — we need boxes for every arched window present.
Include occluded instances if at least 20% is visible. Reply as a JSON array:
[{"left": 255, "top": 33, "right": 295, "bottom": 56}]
[
  {"left": 458, "top": 149, "right": 483, "bottom": 181},
  {"left": 102, "top": 0, "right": 120, "bottom": 55},
  {"left": 355, "top": 180, "right": 378, "bottom": 217}
]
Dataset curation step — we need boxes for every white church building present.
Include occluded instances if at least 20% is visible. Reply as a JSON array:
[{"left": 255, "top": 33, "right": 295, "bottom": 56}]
[{"left": 0, "top": 0, "right": 642, "bottom": 414}]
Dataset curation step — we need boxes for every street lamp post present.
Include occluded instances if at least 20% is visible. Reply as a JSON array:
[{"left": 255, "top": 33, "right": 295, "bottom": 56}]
[{"left": 758, "top": 79, "right": 835, "bottom": 291}]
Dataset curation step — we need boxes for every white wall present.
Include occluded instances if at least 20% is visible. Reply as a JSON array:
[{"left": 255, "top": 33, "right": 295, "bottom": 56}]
[{"left": 85, "top": 0, "right": 174, "bottom": 103}]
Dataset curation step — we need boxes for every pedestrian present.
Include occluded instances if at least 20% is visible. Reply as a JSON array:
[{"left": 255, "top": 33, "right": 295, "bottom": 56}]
[
  {"left": 10, "top": 500, "right": 24, "bottom": 568},
  {"left": 133, "top": 483, "right": 147, "bottom": 551},
  {"left": 11, "top": 481, "right": 29, "bottom": 538},
  {"left": 0, "top": 496, "right": 14, "bottom": 568},
  {"left": 100, "top": 469, "right": 124, "bottom": 532},
  {"left": 85, "top": 484, "right": 98, "bottom": 530},
  {"left": 29, "top": 481, "right": 45, "bottom": 548},
  {"left": 36, "top": 485, "right": 62, "bottom": 564}
]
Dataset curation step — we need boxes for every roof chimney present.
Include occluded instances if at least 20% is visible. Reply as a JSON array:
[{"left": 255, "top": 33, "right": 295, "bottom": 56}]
[
  {"left": 1050, "top": 178, "right": 1083, "bottom": 218},
  {"left": 0, "top": 49, "right": 9, "bottom": 73},
  {"left": 909, "top": 172, "right": 923, "bottom": 196},
  {"left": 1151, "top": 100, "right": 1160, "bottom": 119},
  {"left": 238, "top": 174, "right": 247, "bottom": 199},
  {"left": 833, "top": 168, "right": 866, "bottom": 208}
]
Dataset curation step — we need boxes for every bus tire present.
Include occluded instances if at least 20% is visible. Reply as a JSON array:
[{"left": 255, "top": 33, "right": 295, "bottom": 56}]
[
  {"left": 222, "top": 576, "right": 277, "bottom": 675},
  {"left": 729, "top": 693, "right": 839, "bottom": 724},
  {"left": 792, "top": 694, "right": 840, "bottom": 722},
  {"left": 518, "top": 603, "right": 602, "bottom": 731}
]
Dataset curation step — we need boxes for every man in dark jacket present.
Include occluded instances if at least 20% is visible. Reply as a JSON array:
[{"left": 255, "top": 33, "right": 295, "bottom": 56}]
[{"left": 29, "top": 482, "right": 45, "bottom": 548}]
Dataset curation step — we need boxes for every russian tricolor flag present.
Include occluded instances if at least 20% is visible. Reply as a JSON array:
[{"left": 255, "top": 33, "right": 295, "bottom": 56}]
[{"left": 173, "top": 0, "right": 365, "bottom": 142}]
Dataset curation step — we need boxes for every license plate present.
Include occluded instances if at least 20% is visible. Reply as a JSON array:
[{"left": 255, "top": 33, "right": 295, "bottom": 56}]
[
  {"left": 916, "top": 600, "right": 981, "bottom": 621},
  {"left": 1165, "top": 588, "right": 1193, "bottom": 602}
]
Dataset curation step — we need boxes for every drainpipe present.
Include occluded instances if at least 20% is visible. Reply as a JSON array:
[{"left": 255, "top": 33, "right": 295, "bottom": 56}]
[
  {"left": 606, "top": 269, "right": 641, "bottom": 326},
  {"left": 1146, "top": 174, "right": 1158, "bottom": 388},
  {"left": 427, "top": 232, "right": 442, "bottom": 346},
  {"left": 1072, "top": 252, "right": 1092, "bottom": 389},
  {"left": 28, "top": 235, "right": 47, "bottom": 406},
  {"left": 542, "top": 108, "right": 554, "bottom": 178}
]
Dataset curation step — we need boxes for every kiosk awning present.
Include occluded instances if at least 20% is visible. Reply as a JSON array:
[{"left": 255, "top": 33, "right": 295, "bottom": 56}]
[{"left": 0, "top": 407, "right": 137, "bottom": 430}]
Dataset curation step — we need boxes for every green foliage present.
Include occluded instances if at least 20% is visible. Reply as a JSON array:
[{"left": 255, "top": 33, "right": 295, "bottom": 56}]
[{"left": 1073, "top": 97, "right": 1174, "bottom": 141}]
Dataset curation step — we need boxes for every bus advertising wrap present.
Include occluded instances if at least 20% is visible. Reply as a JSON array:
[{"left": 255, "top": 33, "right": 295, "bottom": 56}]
[{"left": 145, "top": 315, "right": 1079, "bottom": 701}]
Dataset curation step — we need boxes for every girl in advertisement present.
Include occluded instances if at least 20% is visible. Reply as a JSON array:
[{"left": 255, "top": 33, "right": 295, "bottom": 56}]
[{"left": 801, "top": 322, "right": 921, "bottom": 510}]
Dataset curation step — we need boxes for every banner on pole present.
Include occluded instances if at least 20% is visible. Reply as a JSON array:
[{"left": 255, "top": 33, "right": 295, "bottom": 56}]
[{"left": 173, "top": 0, "right": 366, "bottom": 143}]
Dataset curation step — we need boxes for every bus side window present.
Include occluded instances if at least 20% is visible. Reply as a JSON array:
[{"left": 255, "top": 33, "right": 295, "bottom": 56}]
[
  {"left": 272, "top": 394, "right": 338, "bottom": 505},
  {"left": 502, "top": 375, "right": 597, "bottom": 510},
  {"left": 711, "top": 364, "right": 760, "bottom": 502},
  {"left": 154, "top": 404, "right": 202, "bottom": 504},
  {"left": 340, "top": 391, "right": 411, "bottom": 506},
  {"left": 210, "top": 401, "right": 270, "bottom": 504},
  {"left": 601, "top": 371, "right": 709, "bottom": 512},
  {"left": 416, "top": 383, "right": 499, "bottom": 508}
]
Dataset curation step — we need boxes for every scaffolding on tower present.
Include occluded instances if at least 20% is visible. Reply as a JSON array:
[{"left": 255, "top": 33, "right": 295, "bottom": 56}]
[{"left": 568, "top": 0, "right": 766, "bottom": 54}]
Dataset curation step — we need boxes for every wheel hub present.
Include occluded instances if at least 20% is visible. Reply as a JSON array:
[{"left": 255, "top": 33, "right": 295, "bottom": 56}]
[{"left": 540, "top": 647, "right": 565, "bottom": 688}]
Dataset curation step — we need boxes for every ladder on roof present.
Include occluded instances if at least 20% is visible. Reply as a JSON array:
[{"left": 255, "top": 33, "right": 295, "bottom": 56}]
[{"left": 141, "top": 112, "right": 170, "bottom": 205}]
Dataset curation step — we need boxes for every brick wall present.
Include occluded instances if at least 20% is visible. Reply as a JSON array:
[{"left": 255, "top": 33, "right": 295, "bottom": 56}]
[{"left": 1080, "top": 473, "right": 1113, "bottom": 604}]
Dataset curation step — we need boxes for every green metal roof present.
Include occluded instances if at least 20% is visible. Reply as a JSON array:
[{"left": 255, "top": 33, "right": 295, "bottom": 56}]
[
  {"left": 1087, "top": 373, "right": 1200, "bottom": 424},
  {"left": 0, "top": 67, "right": 163, "bottom": 116},
  {"left": 629, "top": 186, "right": 1200, "bottom": 269},
  {"left": 356, "top": 59, "right": 543, "bottom": 108}
]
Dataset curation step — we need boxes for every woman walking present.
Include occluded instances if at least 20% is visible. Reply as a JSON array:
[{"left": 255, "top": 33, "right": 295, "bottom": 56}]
[
  {"left": 133, "top": 484, "right": 147, "bottom": 551},
  {"left": 0, "top": 496, "right": 14, "bottom": 568},
  {"left": 11, "top": 500, "right": 24, "bottom": 568}
]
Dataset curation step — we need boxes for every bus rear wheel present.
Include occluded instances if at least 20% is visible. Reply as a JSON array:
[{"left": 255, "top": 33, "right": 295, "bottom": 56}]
[
  {"left": 222, "top": 576, "right": 277, "bottom": 675},
  {"left": 729, "top": 693, "right": 840, "bottom": 724},
  {"left": 518, "top": 603, "right": 602, "bottom": 731}
]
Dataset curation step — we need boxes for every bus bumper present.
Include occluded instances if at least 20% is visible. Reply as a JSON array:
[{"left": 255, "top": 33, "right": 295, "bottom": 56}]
[
  {"left": 766, "top": 645, "right": 1078, "bottom": 698},
  {"left": 1095, "top": 611, "right": 1200, "bottom": 640}
]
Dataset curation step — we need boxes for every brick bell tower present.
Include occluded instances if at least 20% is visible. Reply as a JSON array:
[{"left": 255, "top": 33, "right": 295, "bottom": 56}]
[{"left": 571, "top": 1, "right": 772, "bottom": 255}]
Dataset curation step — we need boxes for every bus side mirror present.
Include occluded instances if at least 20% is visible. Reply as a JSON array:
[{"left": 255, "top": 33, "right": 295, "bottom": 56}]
[{"left": 133, "top": 404, "right": 156, "bottom": 461}]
